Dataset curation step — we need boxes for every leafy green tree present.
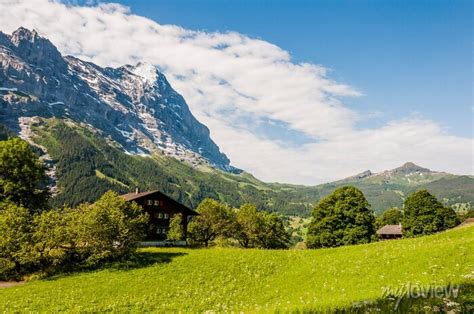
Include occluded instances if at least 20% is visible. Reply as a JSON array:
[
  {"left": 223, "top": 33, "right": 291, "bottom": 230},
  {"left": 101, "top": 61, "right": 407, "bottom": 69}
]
[
  {"left": 257, "top": 213, "right": 291, "bottom": 249},
  {"left": 376, "top": 207, "right": 402, "bottom": 229},
  {"left": 306, "top": 186, "right": 376, "bottom": 248},
  {"left": 188, "top": 198, "right": 234, "bottom": 247},
  {"left": 30, "top": 207, "right": 78, "bottom": 271},
  {"left": 402, "top": 190, "right": 459, "bottom": 237},
  {"left": 75, "top": 191, "right": 149, "bottom": 264},
  {"left": 167, "top": 213, "right": 184, "bottom": 241},
  {"left": 0, "top": 191, "right": 149, "bottom": 280},
  {"left": 233, "top": 204, "right": 261, "bottom": 248},
  {"left": 231, "top": 203, "right": 290, "bottom": 249},
  {"left": 0, "top": 201, "right": 33, "bottom": 280},
  {"left": 0, "top": 138, "right": 49, "bottom": 211}
]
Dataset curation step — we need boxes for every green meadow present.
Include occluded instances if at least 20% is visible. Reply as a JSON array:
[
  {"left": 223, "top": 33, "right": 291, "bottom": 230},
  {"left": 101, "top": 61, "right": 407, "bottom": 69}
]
[{"left": 1, "top": 225, "right": 473, "bottom": 312}]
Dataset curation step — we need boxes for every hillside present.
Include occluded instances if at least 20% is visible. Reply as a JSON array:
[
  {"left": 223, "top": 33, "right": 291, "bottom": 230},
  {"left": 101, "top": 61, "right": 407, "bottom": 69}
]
[
  {"left": 319, "top": 164, "right": 474, "bottom": 214},
  {"left": 1, "top": 224, "right": 472, "bottom": 312},
  {"left": 20, "top": 117, "right": 318, "bottom": 214},
  {"left": 2, "top": 117, "right": 473, "bottom": 216}
]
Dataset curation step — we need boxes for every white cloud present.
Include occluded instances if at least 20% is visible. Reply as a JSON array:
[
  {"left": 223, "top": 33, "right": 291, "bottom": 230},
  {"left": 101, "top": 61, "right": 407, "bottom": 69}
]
[{"left": 1, "top": 0, "right": 472, "bottom": 184}]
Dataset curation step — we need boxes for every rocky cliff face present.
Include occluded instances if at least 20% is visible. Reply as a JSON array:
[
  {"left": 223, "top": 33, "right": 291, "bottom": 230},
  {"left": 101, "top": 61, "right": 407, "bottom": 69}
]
[{"left": 0, "top": 27, "right": 235, "bottom": 171}]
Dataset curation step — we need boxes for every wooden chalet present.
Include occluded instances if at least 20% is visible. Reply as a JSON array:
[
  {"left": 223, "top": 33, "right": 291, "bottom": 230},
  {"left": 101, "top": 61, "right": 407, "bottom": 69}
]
[
  {"left": 121, "top": 189, "right": 198, "bottom": 242},
  {"left": 376, "top": 224, "right": 403, "bottom": 240}
]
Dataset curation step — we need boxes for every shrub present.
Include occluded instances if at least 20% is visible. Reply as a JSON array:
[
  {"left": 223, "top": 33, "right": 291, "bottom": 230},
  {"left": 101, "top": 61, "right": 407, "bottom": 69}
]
[
  {"left": 74, "top": 191, "right": 149, "bottom": 265},
  {"left": 0, "top": 191, "right": 149, "bottom": 280},
  {"left": 0, "top": 201, "right": 33, "bottom": 280}
]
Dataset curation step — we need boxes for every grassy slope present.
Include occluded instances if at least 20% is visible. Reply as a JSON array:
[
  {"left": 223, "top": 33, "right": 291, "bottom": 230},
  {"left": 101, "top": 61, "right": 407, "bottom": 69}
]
[{"left": 1, "top": 225, "right": 472, "bottom": 312}]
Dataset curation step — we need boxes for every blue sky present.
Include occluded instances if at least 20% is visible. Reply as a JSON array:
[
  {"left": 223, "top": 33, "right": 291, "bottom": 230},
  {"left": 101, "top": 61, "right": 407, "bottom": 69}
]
[
  {"left": 3, "top": 0, "right": 473, "bottom": 183},
  {"left": 111, "top": 0, "right": 473, "bottom": 137}
]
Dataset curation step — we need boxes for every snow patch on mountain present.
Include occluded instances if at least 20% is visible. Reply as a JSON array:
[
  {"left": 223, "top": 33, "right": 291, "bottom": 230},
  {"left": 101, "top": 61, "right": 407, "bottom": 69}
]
[{"left": 130, "top": 62, "right": 158, "bottom": 85}]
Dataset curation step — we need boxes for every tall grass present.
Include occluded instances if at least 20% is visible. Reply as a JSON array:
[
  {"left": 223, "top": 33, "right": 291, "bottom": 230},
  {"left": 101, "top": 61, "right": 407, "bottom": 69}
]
[{"left": 1, "top": 225, "right": 472, "bottom": 312}]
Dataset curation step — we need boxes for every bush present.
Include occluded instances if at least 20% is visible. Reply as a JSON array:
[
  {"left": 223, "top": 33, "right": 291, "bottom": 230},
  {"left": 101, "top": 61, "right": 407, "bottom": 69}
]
[
  {"left": 74, "top": 191, "right": 149, "bottom": 265},
  {"left": 0, "top": 201, "right": 33, "bottom": 280},
  {"left": 0, "top": 191, "right": 149, "bottom": 280},
  {"left": 31, "top": 208, "right": 76, "bottom": 271}
]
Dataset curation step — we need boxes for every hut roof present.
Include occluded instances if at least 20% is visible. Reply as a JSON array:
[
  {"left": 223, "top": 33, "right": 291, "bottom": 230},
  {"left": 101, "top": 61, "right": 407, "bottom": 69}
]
[
  {"left": 376, "top": 224, "right": 402, "bottom": 235},
  {"left": 459, "top": 218, "right": 474, "bottom": 227}
]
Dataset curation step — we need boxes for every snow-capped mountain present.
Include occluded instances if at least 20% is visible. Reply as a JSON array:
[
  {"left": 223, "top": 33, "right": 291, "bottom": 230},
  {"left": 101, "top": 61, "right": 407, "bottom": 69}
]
[{"left": 0, "top": 27, "right": 235, "bottom": 171}]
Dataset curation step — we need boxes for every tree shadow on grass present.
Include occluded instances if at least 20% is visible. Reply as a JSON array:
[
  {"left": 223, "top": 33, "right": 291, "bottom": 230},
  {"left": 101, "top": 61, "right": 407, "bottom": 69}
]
[
  {"left": 41, "top": 251, "right": 187, "bottom": 281},
  {"left": 108, "top": 251, "right": 187, "bottom": 271}
]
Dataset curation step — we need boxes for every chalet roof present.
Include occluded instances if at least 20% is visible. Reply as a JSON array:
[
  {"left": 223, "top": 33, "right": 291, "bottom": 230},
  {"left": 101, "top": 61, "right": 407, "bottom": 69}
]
[
  {"left": 121, "top": 190, "right": 198, "bottom": 216},
  {"left": 376, "top": 224, "right": 402, "bottom": 235},
  {"left": 122, "top": 190, "right": 161, "bottom": 201}
]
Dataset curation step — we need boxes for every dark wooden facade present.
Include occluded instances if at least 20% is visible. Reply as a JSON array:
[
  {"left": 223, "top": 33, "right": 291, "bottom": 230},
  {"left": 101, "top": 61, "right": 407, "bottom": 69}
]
[{"left": 121, "top": 190, "right": 198, "bottom": 241}]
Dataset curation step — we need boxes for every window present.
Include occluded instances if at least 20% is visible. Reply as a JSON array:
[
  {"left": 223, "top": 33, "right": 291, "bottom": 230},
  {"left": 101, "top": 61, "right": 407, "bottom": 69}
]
[
  {"left": 162, "top": 228, "right": 167, "bottom": 234},
  {"left": 154, "top": 200, "right": 160, "bottom": 206},
  {"left": 158, "top": 212, "right": 164, "bottom": 219},
  {"left": 146, "top": 200, "right": 153, "bottom": 206},
  {"left": 164, "top": 213, "right": 169, "bottom": 219}
]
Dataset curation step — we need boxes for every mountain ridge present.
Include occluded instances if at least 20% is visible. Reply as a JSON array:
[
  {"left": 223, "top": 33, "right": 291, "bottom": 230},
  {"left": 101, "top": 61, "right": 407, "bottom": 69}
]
[{"left": 0, "top": 27, "right": 236, "bottom": 172}]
